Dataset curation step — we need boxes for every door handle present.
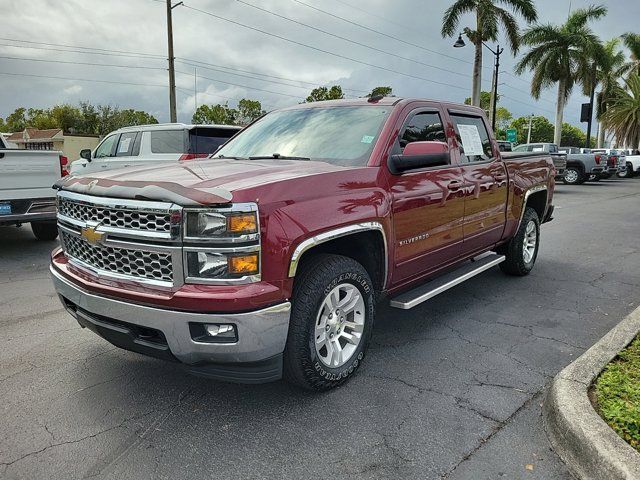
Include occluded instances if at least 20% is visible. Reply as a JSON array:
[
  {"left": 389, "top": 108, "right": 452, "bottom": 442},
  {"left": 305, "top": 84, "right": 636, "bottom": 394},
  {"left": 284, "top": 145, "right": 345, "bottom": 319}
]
[{"left": 447, "top": 181, "right": 464, "bottom": 190}]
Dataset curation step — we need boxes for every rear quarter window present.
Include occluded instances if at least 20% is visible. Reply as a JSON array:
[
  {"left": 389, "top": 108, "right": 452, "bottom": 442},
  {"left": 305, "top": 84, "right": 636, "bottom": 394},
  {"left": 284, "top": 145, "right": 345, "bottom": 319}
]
[
  {"left": 150, "top": 130, "right": 186, "bottom": 154},
  {"left": 189, "top": 127, "right": 240, "bottom": 154}
]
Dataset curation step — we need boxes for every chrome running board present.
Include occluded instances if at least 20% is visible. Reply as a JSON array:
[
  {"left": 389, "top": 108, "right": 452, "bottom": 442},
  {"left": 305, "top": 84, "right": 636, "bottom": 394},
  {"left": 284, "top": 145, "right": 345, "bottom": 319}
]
[{"left": 389, "top": 253, "right": 505, "bottom": 309}]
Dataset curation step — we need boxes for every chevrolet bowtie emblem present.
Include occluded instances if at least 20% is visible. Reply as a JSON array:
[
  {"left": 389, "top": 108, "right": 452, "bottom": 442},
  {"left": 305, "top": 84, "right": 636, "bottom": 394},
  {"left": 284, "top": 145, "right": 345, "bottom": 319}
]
[{"left": 81, "top": 226, "right": 105, "bottom": 245}]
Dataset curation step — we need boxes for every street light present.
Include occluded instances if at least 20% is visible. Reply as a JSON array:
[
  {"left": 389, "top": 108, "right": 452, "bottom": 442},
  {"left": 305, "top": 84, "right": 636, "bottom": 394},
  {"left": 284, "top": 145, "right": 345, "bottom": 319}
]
[{"left": 453, "top": 34, "right": 503, "bottom": 132}]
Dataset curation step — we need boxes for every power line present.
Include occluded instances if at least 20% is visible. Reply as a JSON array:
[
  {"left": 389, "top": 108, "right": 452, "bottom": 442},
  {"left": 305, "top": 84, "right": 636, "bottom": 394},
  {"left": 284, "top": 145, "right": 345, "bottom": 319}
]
[
  {"left": 181, "top": 4, "right": 469, "bottom": 91},
  {"left": 502, "top": 82, "right": 555, "bottom": 105},
  {"left": 0, "top": 71, "right": 168, "bottom": 88},
  {"left": 174, "top": 69, "right": 302, "bottom": 99},
  {"left": 0, "top": 42, "right": 166, "bottom": 61},
  {"left": 0, "top": 37, "right": 164, "bottom": 58},
  {"left": 290, "top": 0, "right": 482, "bottom": 69},
  {"left": 230, "top": 0, "right": 468, "bottom": 79},
  {"left": 175, "top": 86, "right": 278, "bottom": 110},
  {"left": 0, "top": 55, "right": 166, "bottom": 71},
  {"left": 500, "top": 93, "right": 556, "bottom": 116}
]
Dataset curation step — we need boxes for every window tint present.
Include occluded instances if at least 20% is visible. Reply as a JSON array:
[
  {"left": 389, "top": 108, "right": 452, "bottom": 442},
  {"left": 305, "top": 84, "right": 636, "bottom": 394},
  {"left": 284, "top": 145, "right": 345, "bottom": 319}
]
[
  {"left": 450, "top": 115, "right": 493, "bottom": 162},
  {"left": 399, "top": 112, "right": 446, "bottom": 149},
  {"left": 150, "top": 130, "right": 186, "bottom": 154},
  {"left": 189, "top": 127, "right": 240, "bottom": 154},
  {"left": 95, "top": 134, "right": 118, "bottom": 158},
  {"left": 549, "top": 144, "right": 558, "bottom": 153},
  {"left": 115, "top": 132, "right": 137, "bottom": 157}
]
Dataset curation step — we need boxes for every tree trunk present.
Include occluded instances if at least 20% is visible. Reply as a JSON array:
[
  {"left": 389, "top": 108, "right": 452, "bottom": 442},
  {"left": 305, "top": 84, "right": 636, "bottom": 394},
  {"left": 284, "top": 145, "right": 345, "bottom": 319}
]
[
  {"left": 597, "top": 122, "right": 605, "bottom": 148},
  {"left": 472, "top": 40, "right": 483, "bottom": 107},
  {"left": 554, "top": 79, "right": 565, "bottom": 145}
]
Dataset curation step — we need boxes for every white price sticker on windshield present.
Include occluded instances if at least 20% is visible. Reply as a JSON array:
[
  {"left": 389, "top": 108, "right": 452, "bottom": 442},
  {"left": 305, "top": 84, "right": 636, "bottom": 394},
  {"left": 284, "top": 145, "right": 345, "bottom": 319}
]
[
  {"left": 118, "top": 137, "right": 131, "bottom": 153},
  {"left": 457, "top": 124, "right": 485, "bottom": 156}
]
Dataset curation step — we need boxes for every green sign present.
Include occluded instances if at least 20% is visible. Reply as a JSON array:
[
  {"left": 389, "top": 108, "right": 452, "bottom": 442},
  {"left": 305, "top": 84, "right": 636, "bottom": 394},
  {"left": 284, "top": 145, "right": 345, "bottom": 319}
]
[{"left": 506, "top": 129, "right": 517, "bottom": 143}]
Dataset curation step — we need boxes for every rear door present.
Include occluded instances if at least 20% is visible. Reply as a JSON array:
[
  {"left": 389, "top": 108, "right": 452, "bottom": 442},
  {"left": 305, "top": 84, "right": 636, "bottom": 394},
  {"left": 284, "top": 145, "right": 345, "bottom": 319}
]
[
  {"left": 388, "top": 106, "right": 465, "bottom": 285},
  {"left": 448, "top": 111, "right": 508, "bottom": 255}
]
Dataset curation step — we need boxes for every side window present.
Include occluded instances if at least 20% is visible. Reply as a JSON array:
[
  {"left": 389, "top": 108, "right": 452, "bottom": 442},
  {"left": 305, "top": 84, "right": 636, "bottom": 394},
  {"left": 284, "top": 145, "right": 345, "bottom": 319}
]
[
  {"left": 115, "top": 132, "right": 137, "bottom": 157},
  {"left": 150, "top": 130, "right": 186, "bottom": 154},
  {"left": 450, "top": 114, "right": 493, "bottom": 163},
  {"left": 399, "top": 112, "right": 446, "bottom": 149},
  {"left": 549, "top": 144, "right": 558, "bottom": 153},
  {"left": 94, "top": 134, "right": 118, "bottom": 158}
]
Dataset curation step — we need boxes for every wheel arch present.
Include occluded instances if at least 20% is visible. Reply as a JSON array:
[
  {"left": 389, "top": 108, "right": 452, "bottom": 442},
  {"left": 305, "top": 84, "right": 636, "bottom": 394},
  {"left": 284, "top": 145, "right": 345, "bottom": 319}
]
[
  {"left": 288, "top": 223, "right": 388, "bottom": 292},
  {"left": 520, "top": 185, "right": 548, "bottom": 224}
]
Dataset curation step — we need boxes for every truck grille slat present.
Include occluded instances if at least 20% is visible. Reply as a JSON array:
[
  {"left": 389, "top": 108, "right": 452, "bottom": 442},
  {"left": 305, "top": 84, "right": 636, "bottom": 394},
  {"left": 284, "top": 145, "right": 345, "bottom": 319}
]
[
  {"left": 61, "top": 231, "right": 173, "bottom": 283},
  {"left": 58, "top": 197, "right": 171, "bottom": 234}
]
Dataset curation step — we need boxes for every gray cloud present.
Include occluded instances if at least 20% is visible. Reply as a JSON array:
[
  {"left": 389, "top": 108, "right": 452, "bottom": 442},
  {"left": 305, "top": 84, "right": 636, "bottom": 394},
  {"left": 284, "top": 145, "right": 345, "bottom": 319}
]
[{"left": 1, "top": 0, "right": 638, "bottom": 131}]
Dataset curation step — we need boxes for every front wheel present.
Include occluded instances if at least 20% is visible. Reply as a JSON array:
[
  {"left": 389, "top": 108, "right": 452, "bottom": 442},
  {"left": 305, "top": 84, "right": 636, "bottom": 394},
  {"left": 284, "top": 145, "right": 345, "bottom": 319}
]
[
  {"left": 283, "top": 254, "right": 375, "bottom": 391},
  {"left": 31, "top": 221, "right": 58, "bottom": 241},
  {"left": 498, "top": 207, "right": 540, "bottom": 276},
  {"left": 617, "top": 163, "right": 632, "bottom": 178}
]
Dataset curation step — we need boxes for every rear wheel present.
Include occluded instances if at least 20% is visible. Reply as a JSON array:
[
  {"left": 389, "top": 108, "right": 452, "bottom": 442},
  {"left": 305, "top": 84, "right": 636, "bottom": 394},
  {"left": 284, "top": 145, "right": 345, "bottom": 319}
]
[
  {"left": 499, "top": 207, "right": 540, "bottom": 276},
  {"left": 617, "top": 163, "right": 632, "bottom": 178},
  {"left": 562, "top": 167, "right": 584, "bottom": 185},
  {"left": 283, "top": 254, "right": 375, "bottom": 391},
  {"left": 31, "top": 221, "right": 58, "bottom": 241}
]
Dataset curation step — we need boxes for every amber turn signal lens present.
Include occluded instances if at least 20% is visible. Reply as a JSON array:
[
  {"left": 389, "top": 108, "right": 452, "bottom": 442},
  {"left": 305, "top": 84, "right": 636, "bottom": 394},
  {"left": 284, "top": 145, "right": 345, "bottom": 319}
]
[
  {"left": 228, "top": 254, "right": 259, "bottom": 275},
  {"left": 227, "top": 213, "right": 258, "bottom": 234}
]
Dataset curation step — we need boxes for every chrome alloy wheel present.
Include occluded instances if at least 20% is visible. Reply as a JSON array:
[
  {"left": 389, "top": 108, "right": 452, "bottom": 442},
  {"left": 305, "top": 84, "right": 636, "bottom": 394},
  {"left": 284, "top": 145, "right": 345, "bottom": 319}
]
[
  {"left": 523, "top": 220, "right": 538, "bottom": 263},
  {"left": 564, "top": 169, "right": 579, "bottom": 183},
  {"left": 315, "top": 283, "right": 365, "bottom": 368}
]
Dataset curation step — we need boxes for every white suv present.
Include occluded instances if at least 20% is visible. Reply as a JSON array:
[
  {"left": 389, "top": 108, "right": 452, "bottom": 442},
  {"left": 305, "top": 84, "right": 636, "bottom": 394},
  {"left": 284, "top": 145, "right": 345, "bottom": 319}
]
[{"left": 70, "top": 123, "right": 242, "bottom": 175}]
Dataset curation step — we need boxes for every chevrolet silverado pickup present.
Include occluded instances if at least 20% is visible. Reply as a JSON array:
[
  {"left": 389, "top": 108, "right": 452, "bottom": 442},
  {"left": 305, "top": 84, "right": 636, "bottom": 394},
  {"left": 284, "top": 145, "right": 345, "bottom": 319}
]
[
  {"left": 512, "top": 142, "right": 567, "bottom": 181},
  {"left": 50, "top": 97, "right": 555, "bottom": 390},
  {"left": 0, "top": 135, "right": 68, "bottom": 240}
]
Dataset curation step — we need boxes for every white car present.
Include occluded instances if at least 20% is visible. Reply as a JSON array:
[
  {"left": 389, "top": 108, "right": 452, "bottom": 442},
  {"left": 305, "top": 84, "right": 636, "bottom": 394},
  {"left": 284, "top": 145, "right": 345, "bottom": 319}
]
[
  {"left": 70, "top": 123, "right": 242, "bottom": 175},
  {"left": 0, "top": 135, "right": 65, "bottom": 240}
]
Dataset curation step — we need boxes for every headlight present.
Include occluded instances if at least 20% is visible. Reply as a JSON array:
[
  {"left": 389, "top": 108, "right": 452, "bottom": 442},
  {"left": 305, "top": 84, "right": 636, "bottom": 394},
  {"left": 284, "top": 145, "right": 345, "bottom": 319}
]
[
  {"left": 185, "top": 251, "right": 259, "bottom": 280},
  {"left": 184, "top": 205, "right": 258, "bottom": 241}
]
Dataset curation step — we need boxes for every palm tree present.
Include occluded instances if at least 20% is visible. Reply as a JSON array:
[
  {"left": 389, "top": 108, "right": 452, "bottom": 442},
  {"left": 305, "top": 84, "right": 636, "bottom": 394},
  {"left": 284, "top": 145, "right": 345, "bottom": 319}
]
[
  {"left": 592, "top": 38, "right": 626, "bottom": 147},
  {"left": 602, "top": 75, "right": 640, "bottom": 149},
  {"left": 620, "top": 33, "right": 640, "bottom": 77},
  {"left": 441, "top": 0, "right": 538, "bottom": 107},
  {"left": 515, "top": 6, "right": 607, "bottom": 145}
]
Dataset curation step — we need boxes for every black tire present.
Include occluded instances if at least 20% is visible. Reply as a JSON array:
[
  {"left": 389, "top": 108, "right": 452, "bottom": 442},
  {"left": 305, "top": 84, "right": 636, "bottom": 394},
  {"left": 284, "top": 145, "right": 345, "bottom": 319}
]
[
  {"left": 617, "top": 163, "right": 632, "bottom": 178},
  {"left": 498, "top": 207, "right": 540, "bottom": 276},
  {"left": 31, "top": 221, "right": 58, "bottom": 241},
  {"left": 283, "top": 254, "right": 375, "bottom": 391},
  {"left": 562, "top": 167, "right": 584, "bottom": 185}
]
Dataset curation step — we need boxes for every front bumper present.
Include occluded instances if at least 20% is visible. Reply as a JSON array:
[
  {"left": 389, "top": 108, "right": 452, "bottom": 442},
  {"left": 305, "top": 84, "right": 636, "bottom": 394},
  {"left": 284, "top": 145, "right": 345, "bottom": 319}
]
[{"left": 51, "top": 265, "right": 291, "bottom": 383}]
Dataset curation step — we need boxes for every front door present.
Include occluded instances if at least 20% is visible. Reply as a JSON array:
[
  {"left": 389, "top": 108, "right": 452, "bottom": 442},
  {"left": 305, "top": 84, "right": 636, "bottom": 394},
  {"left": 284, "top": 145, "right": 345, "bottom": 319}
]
[
  {"left": 388, "top": 108, "right": 465, "bottom": 285},
  {"left": 448, "top": 112, "right": 508, "bottom": 254}
]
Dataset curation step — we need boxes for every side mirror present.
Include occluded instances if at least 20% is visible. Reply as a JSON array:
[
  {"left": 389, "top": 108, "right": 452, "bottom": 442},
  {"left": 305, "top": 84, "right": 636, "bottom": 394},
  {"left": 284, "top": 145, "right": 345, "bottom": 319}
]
[
  {"left": 80, "top": 149, "right": 92, "bottom": 161},
  {"left": 389, "top": 141, "right": 450, "bottom": 174}
]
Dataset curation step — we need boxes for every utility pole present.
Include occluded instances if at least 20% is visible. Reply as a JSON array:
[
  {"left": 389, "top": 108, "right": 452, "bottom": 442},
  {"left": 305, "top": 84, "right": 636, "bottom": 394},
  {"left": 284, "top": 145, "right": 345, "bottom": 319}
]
[
  {"left": 166, "top": 0, "right": 183, "bottom": 123},
  {"left": 527, "top": 114, "right": 533, "bottom": 143},
  {"left": 488, "top": 44, "right": 503, "bottom": 132},
  {"left": 194, "top": 67, "right": 198, "bottom": 113},
  {"left": 585, "top": 64, "right": 597, "bottom": 149}
]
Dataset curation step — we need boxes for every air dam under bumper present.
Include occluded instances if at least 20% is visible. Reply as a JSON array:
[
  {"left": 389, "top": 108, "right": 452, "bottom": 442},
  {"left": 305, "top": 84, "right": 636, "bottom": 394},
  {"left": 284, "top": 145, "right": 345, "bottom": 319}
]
[{"left": 51, "top": 266, "right": 291, "bottom": 383}]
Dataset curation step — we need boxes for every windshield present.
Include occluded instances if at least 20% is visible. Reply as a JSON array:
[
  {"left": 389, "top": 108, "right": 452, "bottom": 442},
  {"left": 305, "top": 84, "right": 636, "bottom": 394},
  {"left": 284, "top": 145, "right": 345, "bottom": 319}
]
[{"left": 216, "top": 105, "right": 391, "bottom": 167}]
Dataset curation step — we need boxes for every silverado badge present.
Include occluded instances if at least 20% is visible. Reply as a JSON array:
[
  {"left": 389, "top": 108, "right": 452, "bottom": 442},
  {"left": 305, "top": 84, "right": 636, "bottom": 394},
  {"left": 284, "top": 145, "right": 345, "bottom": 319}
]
[{"left": 81, "top": 226, "right": 105, "bottom": 246}]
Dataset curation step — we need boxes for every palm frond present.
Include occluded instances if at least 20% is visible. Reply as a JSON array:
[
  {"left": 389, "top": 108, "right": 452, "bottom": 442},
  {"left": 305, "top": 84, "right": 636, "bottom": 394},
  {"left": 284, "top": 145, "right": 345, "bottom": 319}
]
[{"left": 441, "top": 0, "right": 477, "bottom": 37}]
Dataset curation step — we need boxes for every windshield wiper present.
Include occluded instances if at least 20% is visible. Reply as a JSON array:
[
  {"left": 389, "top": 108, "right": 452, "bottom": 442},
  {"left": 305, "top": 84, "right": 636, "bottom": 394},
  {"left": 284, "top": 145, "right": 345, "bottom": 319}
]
[
  {"left": 217, "top": 154, "right": 249, "bottom": 160},
  {"left": 249, "top": 153, "right": 310, "bottom": 161}
]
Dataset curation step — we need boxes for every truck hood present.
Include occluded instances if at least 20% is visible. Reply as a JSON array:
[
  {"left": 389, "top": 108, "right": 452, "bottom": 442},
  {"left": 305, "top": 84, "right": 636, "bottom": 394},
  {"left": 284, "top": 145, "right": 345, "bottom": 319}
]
[{"left": 56, "top": 158, "right": 348, "bottom": 206}]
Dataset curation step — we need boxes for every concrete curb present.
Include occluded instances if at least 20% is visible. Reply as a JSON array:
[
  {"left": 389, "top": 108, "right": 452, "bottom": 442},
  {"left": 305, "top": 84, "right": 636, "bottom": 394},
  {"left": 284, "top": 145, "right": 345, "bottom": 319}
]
[{"left": 543, "top": 305, "right": 640, "bottom": 480}]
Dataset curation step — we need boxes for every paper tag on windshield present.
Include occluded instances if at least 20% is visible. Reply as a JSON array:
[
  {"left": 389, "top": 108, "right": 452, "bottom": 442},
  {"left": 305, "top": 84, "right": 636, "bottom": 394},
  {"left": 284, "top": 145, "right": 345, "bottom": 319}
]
[
  {"left": 118, "top": 137, "right": 131, "bottom": 153},
  {"left": 457, "top": 124, "right": 485, "bottom": 156},
  {"left": 361, "top": 135, "right": 375, "bottom": 144}
]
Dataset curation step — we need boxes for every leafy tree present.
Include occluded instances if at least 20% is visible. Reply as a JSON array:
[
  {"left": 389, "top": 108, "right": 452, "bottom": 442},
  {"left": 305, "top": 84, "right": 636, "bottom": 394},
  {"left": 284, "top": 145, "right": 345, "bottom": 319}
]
[
  {"left": 509, "top": 115, "right": 554, "bottom": 144},
  {"left": 78, "top": 101, "right": 100, "bottom": 135},
  {"left": 368, "top": 86, "right": 392, "bottom": 97},
  {"left": 464, "top": 91, "right": 494, "bottom": 111},
  {"left": 516, "top": 5, "right": 608, "bottom": 144},
  {"left": 0, "top": 117, "right": 5, "bottom": 132},
  {"left": 5, "top": 107, "right": 27, "bottom": 132},
  {"left": 50, "top": 104, "right": 84, "bottom": 133},
  {"left": 441, "top": 0, "right": 538, "bottom": 107},
  {"left": 560, "top": 123, "right": 587, "bottom": 146},
  {"left": 464, "top": 91, "right": 511, "bottom": 128},
  {"left": 602, "top": 74, "right": 640, "bottom": 149},
  {"left": 236, "top": 99, "right": 265, "bottom": 126},
  {"left": 621, "top": 32, "right": 640, "bottom": 77},
  {"left": 192, "top": 103, "right": 237, "bottom": 125},
  {"left": 305, "top": 85, "right": 344, "bottom": 102}
]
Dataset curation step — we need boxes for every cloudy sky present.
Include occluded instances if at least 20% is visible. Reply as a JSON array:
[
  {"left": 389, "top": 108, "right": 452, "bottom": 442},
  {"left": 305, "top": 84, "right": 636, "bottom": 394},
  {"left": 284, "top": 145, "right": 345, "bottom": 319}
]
[{"left": 1, "top": 0, "right": 638, "bottom": 130}]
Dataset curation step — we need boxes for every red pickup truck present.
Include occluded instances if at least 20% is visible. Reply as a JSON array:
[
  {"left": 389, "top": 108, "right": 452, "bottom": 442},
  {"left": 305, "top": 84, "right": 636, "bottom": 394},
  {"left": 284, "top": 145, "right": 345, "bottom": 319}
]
[{"left": 50, "top": 97, "right": 555, "bottom": 390}]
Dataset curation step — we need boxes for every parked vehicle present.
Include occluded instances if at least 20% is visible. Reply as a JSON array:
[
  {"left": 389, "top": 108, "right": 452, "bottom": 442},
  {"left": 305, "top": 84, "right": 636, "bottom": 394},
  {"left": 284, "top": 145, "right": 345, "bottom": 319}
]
[
  {"left": 558, "top": 146, "right": 607, "bottom": 184},
  {"left": 0, "top": 135, "right": 66, "bottom": 240},
  {"left": 622, "top": 152, "right": 640, "bottom": 178},
  {"left": 50, "top": 97, "right": 555, "bottom": 390},
  {"left": 512, "top": 142, "right": 567, "bottom": 181},
  {"left": 591, "top": 149, "right": 622, "bottom": 179},
  {"left": 496, "top": 140, "right": 512, "bottom": 152},
  {"left": 70, "top": 123, "right": 242, "bottom": 175}
]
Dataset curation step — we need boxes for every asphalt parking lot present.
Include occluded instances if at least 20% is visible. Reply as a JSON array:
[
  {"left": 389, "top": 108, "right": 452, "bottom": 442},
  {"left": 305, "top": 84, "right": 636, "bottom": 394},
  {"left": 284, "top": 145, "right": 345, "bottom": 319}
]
[{"left": 1, "top": 178, "right": 639, "bottom": 480}]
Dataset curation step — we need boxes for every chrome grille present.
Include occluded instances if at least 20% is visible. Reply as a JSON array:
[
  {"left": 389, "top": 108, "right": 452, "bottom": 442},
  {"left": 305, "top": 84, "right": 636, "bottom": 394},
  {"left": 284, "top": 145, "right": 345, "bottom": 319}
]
[
  {"left": 61, "top": 231, "right": 173, "bottom": 283},
  {"left": 58, "top": 197, "right": 172, "bottom": 233}
]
